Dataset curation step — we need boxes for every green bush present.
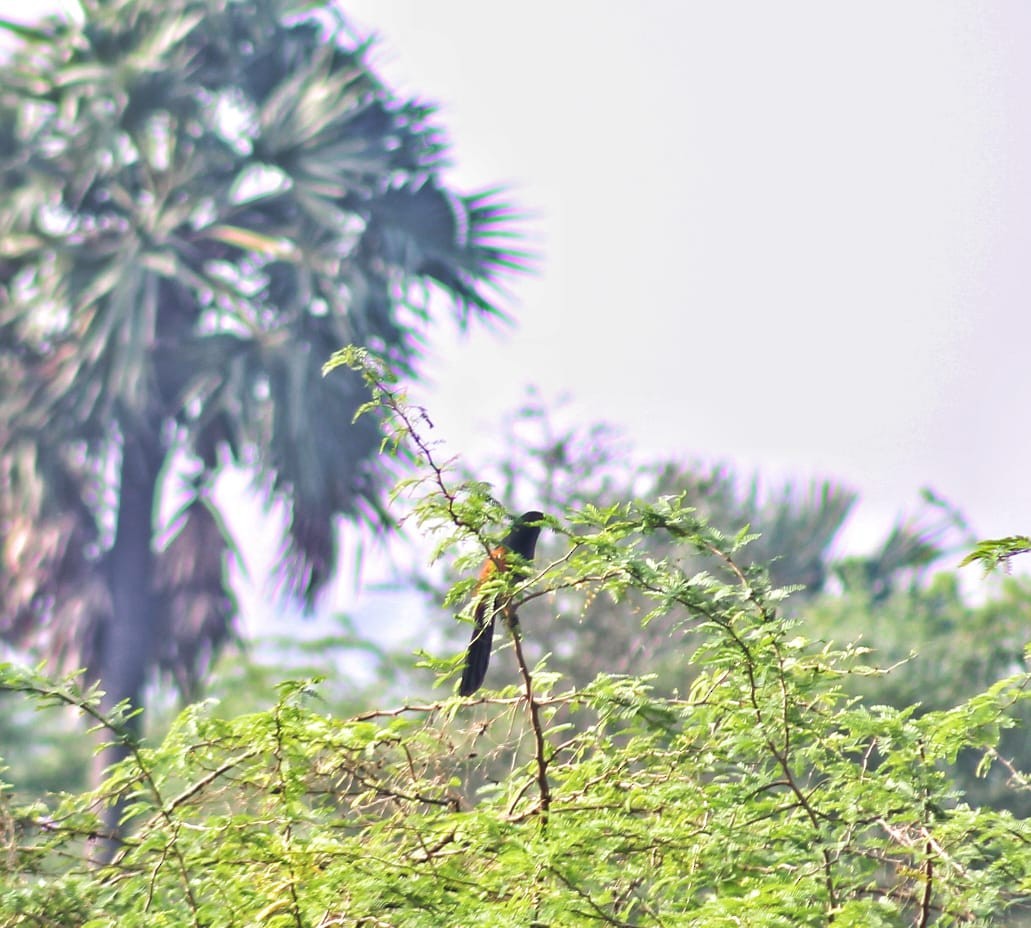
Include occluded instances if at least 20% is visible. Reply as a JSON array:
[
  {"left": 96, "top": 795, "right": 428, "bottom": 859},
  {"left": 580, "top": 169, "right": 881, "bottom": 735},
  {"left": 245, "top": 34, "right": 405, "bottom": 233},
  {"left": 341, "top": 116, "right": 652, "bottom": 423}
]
[{"left": 3, "top": 350, "right": 1031, "bottom": 925}]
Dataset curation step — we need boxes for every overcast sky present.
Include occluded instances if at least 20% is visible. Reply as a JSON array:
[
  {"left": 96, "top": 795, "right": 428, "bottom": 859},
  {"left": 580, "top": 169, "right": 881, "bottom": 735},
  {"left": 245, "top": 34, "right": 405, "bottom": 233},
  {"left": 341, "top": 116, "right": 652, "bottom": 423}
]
[
  {"left": 3, "top": 2, "right": 1030, "bottom": 637},
  {"left": 342, "top": 1, "right": 1031, "bottom": 554}
]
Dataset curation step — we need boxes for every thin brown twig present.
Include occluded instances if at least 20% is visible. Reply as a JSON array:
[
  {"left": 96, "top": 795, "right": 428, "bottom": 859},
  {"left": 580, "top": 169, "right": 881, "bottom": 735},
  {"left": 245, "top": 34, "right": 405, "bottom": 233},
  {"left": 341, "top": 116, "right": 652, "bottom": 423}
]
[
  {"left": 918, "top": 837, "right": 934, "bottom": 928},
  {"left": 508, "top": 602, "right": 552, "bottom": 825}
]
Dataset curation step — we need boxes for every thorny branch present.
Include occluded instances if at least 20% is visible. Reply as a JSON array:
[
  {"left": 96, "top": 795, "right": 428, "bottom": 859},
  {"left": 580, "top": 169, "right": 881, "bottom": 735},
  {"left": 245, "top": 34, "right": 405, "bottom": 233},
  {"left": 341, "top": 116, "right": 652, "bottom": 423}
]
[
  {"left": 2, "top": 675, "right": 203, "bottom": 923},
  {"left": 348, "top": 350, "right": 555, "bottom": 823}
]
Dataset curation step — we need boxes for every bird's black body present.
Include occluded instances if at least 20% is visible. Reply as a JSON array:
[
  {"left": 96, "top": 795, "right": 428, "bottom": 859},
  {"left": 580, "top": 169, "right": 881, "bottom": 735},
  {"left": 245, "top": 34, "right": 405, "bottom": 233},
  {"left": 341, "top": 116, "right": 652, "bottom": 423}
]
[{"left": 458, "top": 511, "right": 544, "bottom": 696}]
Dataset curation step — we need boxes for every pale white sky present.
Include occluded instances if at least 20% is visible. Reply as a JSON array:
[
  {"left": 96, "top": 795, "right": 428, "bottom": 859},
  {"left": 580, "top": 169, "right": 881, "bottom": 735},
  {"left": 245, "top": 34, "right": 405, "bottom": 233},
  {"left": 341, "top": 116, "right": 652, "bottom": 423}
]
[
  {"left": 343, "top": 1, "right": 1031, "bottom": 552},
  {"left": 4, "top": 2, "right": 1030, "bottom": 639}
]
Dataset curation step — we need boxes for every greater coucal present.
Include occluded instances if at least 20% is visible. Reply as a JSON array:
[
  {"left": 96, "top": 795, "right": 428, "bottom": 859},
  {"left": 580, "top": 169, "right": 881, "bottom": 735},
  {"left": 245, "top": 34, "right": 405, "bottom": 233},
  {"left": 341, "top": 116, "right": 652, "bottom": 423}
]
[{"left": 458, "top": 510, "right": 544, "bottom": 696}]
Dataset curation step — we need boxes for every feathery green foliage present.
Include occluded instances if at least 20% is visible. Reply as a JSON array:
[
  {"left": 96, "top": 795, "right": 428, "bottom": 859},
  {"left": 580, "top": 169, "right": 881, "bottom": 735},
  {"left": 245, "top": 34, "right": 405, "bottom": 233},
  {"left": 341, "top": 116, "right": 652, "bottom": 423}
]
[
  {"left": 4, "top": 349, "right": 1030, "bottom": 925},
  {"left": 961, "top": 537, "right": 1031, "bottom": 574}
]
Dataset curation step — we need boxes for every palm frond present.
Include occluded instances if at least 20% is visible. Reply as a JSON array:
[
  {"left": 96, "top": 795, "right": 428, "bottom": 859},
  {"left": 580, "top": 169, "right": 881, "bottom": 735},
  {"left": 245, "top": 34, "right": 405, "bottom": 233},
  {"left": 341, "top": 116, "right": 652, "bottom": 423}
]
[
  {"left": 0, "top": 0, "right": 527, "bottom": 695},
  {"left": 153, "top": 498, "right": 238, "bottom": 701}
]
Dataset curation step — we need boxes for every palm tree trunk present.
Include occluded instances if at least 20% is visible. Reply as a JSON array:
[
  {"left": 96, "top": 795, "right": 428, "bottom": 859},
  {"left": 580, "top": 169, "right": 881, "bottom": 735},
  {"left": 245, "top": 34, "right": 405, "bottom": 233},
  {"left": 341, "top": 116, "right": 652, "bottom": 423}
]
[{"left": 90, "top": 428, "right": 163, "bottom": 861}]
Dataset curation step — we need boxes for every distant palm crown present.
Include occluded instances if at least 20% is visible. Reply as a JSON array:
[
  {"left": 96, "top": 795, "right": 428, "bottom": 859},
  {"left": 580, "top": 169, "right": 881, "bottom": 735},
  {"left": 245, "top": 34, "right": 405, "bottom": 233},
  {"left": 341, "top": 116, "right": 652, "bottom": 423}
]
[{"left": 0, "top": 0, "right": 527, "bottom": 696}]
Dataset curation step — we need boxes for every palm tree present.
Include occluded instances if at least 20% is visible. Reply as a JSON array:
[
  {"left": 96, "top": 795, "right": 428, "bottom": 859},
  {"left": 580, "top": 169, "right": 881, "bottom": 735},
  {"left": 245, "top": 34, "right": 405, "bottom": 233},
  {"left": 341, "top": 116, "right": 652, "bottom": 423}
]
[{"left": 0, "top": 0, "right": 525, "bottom": 838}]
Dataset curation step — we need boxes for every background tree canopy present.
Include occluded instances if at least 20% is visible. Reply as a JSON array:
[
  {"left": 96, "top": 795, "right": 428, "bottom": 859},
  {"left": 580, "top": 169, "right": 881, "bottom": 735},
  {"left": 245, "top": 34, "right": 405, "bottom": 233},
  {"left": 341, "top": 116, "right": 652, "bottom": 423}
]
[{"left": 0, "top": 0, "right": 526, "bottom": 843}]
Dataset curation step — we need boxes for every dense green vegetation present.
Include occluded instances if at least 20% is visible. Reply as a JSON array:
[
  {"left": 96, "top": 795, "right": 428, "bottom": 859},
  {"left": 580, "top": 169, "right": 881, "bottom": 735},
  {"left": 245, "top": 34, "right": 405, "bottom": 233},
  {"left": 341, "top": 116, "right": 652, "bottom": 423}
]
[{"left": 6, "top": 349, "right": 1031, "bottom": 925}]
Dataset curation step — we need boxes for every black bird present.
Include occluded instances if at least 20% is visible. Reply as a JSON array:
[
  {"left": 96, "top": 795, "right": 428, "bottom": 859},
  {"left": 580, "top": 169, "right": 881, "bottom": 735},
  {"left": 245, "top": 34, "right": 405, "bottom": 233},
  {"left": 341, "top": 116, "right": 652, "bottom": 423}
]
[{"left": 458, "top": 511, "right": 544, "bottom": 696}]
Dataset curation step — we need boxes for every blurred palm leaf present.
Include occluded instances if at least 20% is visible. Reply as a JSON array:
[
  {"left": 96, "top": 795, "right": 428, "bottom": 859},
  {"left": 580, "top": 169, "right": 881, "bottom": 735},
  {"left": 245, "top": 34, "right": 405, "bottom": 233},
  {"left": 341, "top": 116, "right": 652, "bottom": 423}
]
[{"left": 0, "top": 0, "right": 527, "bottom": 712}]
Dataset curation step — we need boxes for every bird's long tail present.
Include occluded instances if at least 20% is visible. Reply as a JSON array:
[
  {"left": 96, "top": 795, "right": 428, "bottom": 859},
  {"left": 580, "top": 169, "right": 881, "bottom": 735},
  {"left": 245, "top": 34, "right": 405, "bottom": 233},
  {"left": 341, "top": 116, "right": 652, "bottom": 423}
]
[{"left": 458, "top": 600, "right": 496, "bottom": 696}]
